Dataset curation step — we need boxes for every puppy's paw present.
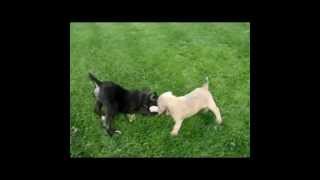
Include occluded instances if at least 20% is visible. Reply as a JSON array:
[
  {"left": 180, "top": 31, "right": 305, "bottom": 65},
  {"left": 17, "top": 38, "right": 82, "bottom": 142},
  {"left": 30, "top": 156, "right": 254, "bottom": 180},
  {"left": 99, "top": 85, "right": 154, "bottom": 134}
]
[
  {"left": 105, "top": 129, "right": 122, "bottom": 136},
  {"left": 105, "top": 130, "right": 114, "bottom": 137},
  {"left": 170, "top": 131, "right": 178, "bottom": 136},
  {"left": 127, "top": 114, "right": 136, "bottom": 122},
  {"left": 216, "top": 118, "right": 223, "bottom": 125}
]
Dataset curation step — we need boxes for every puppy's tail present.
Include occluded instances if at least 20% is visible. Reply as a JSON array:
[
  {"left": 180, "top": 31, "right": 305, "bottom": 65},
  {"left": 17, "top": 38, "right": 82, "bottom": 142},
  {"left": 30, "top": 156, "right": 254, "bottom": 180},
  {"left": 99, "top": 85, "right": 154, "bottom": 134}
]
[
  {"left": 203, "top": 76, "right": 209, "bottom": 89},
  {"left": 88, "top": 72, "right": 102, "bottom": 86}
]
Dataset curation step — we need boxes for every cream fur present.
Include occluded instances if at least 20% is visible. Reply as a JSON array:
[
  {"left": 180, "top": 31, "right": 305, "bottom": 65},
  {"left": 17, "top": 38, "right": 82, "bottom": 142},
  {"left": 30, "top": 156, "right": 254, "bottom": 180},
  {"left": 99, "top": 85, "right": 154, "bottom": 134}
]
[{"left": 156, "top": 79, "right": 222, "bottom": 136}]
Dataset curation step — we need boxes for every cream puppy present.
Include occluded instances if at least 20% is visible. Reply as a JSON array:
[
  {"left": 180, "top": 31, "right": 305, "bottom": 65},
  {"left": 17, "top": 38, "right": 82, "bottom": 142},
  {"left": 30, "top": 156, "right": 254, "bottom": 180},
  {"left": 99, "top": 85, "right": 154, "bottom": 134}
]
[{"left": 150, "top": 77, "right": 222, "bottom": 136}]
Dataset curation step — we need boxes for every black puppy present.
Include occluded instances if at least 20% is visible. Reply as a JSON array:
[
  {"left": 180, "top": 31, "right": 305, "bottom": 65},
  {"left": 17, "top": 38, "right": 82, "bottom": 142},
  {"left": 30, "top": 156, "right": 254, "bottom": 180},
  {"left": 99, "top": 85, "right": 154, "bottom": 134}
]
[{"left": 89, "top": 73, "right": 158, "bottom": 136}]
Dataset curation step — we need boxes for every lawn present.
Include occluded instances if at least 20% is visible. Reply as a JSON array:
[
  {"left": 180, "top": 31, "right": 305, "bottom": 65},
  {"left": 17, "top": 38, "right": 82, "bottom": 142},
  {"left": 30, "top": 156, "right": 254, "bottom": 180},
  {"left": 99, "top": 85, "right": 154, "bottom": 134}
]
[{"left": 70, "top": 22, "right": 250, "bottom": 157}]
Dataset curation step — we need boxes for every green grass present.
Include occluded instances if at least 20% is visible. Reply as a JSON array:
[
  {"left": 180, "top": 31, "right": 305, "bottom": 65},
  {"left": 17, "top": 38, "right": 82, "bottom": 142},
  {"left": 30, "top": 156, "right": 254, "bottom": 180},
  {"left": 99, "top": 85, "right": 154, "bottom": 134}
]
[{"left": 70, "top": 22, "right": 250, "bottom": 157}]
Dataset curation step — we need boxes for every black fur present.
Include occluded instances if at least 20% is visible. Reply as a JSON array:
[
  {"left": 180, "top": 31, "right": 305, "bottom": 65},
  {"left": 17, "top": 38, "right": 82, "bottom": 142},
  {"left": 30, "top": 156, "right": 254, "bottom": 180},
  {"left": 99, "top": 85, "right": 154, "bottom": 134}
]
[{"left": 88, "top": 73, "right": 158, "bottom": 136}]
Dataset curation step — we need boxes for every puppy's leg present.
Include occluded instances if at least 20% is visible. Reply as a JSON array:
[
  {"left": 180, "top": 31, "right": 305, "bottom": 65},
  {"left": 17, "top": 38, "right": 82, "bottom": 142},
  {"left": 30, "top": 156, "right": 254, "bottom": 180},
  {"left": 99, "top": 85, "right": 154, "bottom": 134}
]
[
  {"left": 127, "top": 114, "right": 136, "bottom": 122},
  {"left": 95, "top": 100, "right": 109, "bottom": 129},
  {"left": 101, "top": 115, "right": 107, "bottom": 128},
  {"left": 106, "top": 114, "right": 115, "bottom": 136},
  {"left": 208, "top": 97, "right": 223, "bottom": 124},
  {"left": 171, "top": 118, "right": 183, "bottom": 136},
  {"left": 94, "top": 100, "right": 103, "bottom": 116},
  {"left": 103, "top": 102, "right": 121, "bottom": 136},
  {"left": 105, "top": 110, "right": 117, "bottom": 136}
]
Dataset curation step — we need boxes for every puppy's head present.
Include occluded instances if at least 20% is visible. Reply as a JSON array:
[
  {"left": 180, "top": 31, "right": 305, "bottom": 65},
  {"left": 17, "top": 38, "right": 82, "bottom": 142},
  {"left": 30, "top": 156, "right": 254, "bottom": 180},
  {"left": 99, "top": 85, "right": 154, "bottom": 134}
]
[
  {"left": 139, "top": 91, "right": 158, "bottom": 115},
  {"left": 156, "top": 91, "right": 174, "bottom": 115}
]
